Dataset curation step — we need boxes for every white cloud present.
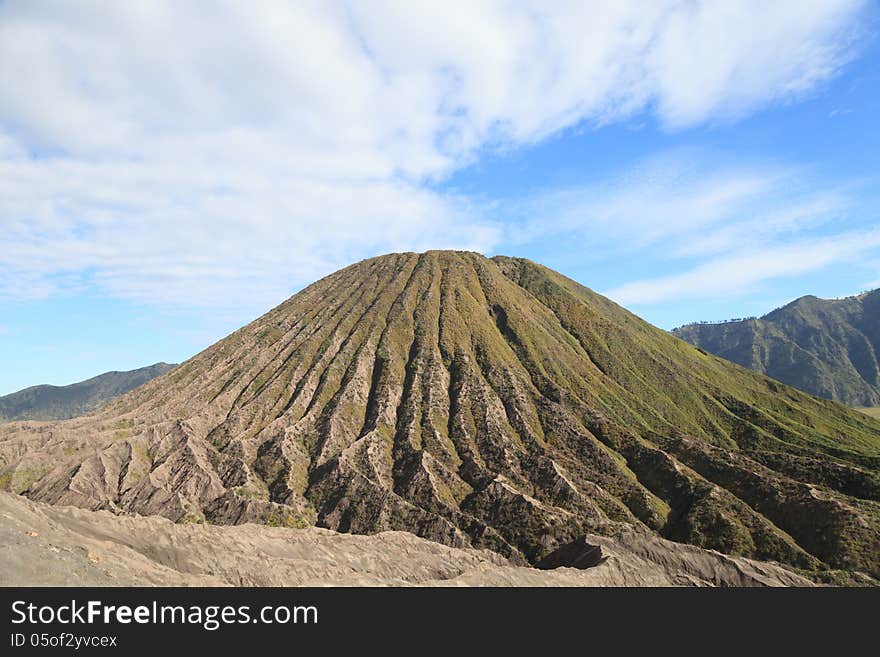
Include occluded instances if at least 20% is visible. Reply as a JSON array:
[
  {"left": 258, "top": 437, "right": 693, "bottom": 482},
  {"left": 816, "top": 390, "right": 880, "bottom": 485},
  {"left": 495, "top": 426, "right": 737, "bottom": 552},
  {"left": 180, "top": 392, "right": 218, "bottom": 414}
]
[
  {"left": 0, "top": 154, "right": 498, "bottom": 310},
  {"left": 502, "top": 149, "right": 878, "bottom": 306},
  {"left": 648, "top": 1, "right": 865, "bottom": 126},
  {"left": 607, "top": 230, "right": 880, "bottom": 305},
  {"left": 0, "top": 0, "right": 868, "bottom": 312},
  {"left": 512, "top": 150, "right": 850, "bottom": 251},
  {"left": 859, "top": 260, "right": 880, "bottom": 291}
]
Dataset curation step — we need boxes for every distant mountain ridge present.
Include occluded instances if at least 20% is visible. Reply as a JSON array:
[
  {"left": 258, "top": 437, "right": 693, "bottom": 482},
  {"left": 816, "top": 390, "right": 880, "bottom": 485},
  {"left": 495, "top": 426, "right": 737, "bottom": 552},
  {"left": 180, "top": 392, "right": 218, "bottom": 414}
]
[
  {"left": 674, "top": 289, "right": 880, "bottom": 406},
  {"left": 0, "top": 363, "right": 176, "bottom": 422}
]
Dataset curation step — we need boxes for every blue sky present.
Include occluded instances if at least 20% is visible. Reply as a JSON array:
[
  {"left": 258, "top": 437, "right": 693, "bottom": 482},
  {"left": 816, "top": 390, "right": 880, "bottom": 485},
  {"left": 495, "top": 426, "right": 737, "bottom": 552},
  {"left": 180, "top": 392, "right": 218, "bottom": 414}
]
[{"left": 1, "top": 1, "right": 879, "bottom": 394}]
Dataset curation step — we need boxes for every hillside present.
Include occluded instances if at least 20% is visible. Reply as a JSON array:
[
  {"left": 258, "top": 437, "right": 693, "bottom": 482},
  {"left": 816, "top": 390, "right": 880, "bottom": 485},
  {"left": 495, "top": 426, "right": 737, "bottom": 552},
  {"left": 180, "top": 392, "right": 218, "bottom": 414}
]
[
  {"left": 0, "top": 363, "right": 176, "bottom": 422},
  {"left": 673, "top": 290, "right": 880, "bottom": 406},
  {"left": 1, "top": 251, "right": 879, "bottom": 582}
]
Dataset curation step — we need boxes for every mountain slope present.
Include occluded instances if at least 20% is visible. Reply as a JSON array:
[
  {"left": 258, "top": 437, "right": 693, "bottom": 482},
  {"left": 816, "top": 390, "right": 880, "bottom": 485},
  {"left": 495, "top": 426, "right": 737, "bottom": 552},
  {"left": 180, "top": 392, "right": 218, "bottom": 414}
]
[
  {"left": 1, "top": 252, "right": 879, "bottom": 581},
  {"left": 0, "top": 363, "right": 176, "bottom": 422},
  {"left": 673, "top": 290, "right": 880, "bottom": 406}
]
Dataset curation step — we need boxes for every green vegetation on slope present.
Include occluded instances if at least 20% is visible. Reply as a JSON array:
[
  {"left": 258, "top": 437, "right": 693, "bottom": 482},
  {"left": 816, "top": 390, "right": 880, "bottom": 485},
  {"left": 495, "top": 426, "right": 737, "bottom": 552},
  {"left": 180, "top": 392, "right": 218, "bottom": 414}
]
[
  {"left": 0, "top": 363, "right": 176, "bottom": 422},
  {"left": 673, "top": 290, "right": 880, "bottom": 406}
]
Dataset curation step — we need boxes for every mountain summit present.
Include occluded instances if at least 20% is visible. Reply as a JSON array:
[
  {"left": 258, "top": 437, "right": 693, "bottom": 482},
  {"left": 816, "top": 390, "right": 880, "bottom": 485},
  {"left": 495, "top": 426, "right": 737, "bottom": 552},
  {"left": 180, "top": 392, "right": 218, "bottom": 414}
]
[
  {"left": 1, "top": 252, "right": 879, "bottom": 580},
  {"left": 674, "top": 290, "right": 880, "bottom": 406}
]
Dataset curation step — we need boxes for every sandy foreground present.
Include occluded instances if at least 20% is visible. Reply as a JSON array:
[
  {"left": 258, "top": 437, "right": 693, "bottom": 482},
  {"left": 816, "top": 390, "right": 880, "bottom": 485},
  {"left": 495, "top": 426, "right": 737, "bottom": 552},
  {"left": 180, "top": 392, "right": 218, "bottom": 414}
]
[{"left": 0, "top": 492, "right": 811, "bottom": 587}]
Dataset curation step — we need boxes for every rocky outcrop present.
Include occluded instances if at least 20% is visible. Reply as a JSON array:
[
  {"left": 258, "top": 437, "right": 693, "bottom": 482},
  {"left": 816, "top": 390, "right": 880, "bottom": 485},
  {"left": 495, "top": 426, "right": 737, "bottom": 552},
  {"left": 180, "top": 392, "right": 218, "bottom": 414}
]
[{"left": 537, "top": 532, "right": 815, "bottom": 587}]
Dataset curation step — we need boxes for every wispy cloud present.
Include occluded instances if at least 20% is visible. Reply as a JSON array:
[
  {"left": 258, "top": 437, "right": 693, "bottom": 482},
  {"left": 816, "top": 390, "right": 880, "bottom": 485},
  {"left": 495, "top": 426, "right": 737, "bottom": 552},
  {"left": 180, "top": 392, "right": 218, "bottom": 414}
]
[
  {"left": 608, "top": 230, "right": 880, "bottom": 304},
  {"left": 503, "top": 149, "right": 877, "bottom": 306},
  {"left": 0, "top": 1, "right": 869, "bottom": 313},
  {"left": 0, "top": 157, "right": 499, "bottom": 310},
  {"left": 859, "top": 260, "right": 880, "bottom": 291},
  {"left": 512, "top": 150, "right": 851, "bottom": 243}
]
